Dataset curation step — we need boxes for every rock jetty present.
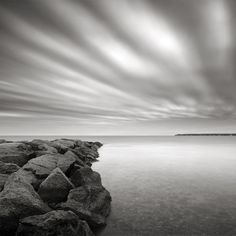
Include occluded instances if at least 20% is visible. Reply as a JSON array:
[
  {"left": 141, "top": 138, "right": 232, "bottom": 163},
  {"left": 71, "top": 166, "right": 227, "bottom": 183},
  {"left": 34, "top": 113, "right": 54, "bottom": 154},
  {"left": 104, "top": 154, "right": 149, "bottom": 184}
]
[{"left": 0, "top": 138, "right": 111, "bottom": 236}]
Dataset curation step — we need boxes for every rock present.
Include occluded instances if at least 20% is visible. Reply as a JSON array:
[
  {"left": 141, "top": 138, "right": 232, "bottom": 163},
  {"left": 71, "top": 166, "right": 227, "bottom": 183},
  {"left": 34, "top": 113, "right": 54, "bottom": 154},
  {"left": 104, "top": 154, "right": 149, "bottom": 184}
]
[
  {"left": 28, "top": 140, "right": 58, "bottom": 157},
  {"left": 60, "top": 185, "right": 111, "bottom": 228},
  {"left": 15, "top": 169, "right": 41, "bottom": 190},
  {"left": 16, "top": 210, "right": 94, "bottom": 236},
  {"left": 75, "top": 139, "right": 85, "bottom": 147},
  {"left": 71, "top": 147, "right": 99, "bottom": 166},
  {"left": 70, "top": 167, "right": 102, "bottom": 187},
  {"left": 49, "top": 139, "right": 76, "bottom": 154},
  {"left": 94, "top": 141, "right": 103, "bottom": 148},
  {"left": 0, "top": 161, "right": 20, "bottom": 174},
  {"left": 35, "top": 144, "right": 58, "bottom": 157},
  {"left": 84, "top": 142, "right": 103, "bottom": 151},
  {"left": 38, "top": 167, "right": 74, "bottom": 203},
  {"left": 0, "top": 173, "right": 8, "bottom": 191},
  {"left": 0, "top": 143, "right": 35, "bottom": 166},
  {"left": 52, "top": 139, "right": 76, "bottom": 149},
  {"left": 23, "top": 153, "right": 76, "bottom": 179},
  {"left": 0, "top": 173, "right": 50, "bottom": 235},
  {"left": 0, "top": 139, "right": 6, "bottom": 144},
  {"left": 0, "top": 161, "right": 20, "bottom": 192},
  {"left": 65, "top": 150, "right": 86, "bottom": 167}
]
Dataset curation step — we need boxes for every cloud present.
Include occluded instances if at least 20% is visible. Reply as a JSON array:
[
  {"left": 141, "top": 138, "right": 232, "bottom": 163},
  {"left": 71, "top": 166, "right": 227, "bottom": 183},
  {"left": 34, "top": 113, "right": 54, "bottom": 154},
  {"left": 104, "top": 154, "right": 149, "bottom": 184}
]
[{"left": 0, "top": 0, "right": 235, "bottom": 134}]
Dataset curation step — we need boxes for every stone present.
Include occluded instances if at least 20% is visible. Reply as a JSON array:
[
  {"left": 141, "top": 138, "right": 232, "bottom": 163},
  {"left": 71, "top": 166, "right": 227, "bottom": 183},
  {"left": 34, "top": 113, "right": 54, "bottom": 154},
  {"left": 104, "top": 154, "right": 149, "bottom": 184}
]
[
  {"left": 0, "top": 142, "right": 35, "bottom": 167},
  {"left": 0, "top": 161, "right": 20, "bottom": 174},
  {"left": 65, "top": 150, "right": 86, "bottom": 167},
  {"left": 16, "top": 210, "right": 94, "bottom": 236},
  {"left": 38, "top": 167, "right": 74, "bottom": 203},
  {"left": 71, "top": 147, "right": 99, "bottom": 165},
  {"left": 0, "top": 173, "right": 50, "bottom": 235},
  {"left": 28, "top": 140, "right": 58, "bottom": 157},
  {"left": 49, "top": 139, "right": 76, "bottom": 154},
  {"left": 15, "top": 169, "right": 41, "bottom": 190},
  {"left": 0, "top": 161, "right": 21, "bottom": 192},
  {"left": 0, "top": 139, "right": 6, "bottom": 144},
  {"left": 23, "top": 153, "right": 76, "bottom": 179},
  {"left": 70, "top": 167, "right": 102, "bottom": 187},
  {"left": 60, "top": 185, "right": 111, "bottom": 228},
  {"left": 0, "top": 173, "right": 8, "bottom": 191}
]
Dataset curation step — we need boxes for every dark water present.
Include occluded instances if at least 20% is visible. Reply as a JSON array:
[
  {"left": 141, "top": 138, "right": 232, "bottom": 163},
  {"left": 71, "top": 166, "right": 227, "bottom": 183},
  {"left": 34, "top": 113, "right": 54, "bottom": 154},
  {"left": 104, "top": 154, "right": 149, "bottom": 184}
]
[{"left": 2, "top": 136, "right": 236, "bottom": 235}]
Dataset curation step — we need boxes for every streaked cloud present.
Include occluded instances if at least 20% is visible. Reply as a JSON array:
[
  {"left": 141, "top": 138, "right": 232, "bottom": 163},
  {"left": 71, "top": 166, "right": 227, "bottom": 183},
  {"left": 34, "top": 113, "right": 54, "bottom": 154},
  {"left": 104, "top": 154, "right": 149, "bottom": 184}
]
[{"left": 0, "top": 0, "right": 236, "bottom": 135}]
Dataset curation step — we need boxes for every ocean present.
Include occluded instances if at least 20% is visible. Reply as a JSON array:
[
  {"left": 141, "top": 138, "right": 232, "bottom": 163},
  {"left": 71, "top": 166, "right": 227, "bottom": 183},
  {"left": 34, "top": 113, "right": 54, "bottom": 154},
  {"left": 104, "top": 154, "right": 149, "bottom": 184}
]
[{"left": 2, "top": 136, "right": 236, "bottom": 235}]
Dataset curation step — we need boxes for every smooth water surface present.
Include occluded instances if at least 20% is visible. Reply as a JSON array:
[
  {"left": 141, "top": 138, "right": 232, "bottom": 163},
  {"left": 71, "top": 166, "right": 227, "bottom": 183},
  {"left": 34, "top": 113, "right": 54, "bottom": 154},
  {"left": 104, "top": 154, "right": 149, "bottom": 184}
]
[{"left": 93, "top": 137, "right": 236, "bottom": 236}]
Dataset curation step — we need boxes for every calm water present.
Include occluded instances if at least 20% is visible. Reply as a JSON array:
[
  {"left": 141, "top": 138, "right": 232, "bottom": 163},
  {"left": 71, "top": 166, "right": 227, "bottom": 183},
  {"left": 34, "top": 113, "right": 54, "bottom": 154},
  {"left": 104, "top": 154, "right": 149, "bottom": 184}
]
[
  {"left": 2, "top": 136, "right": 236, "bottom": 235},
  {"left": 93, "top": 136, "right": 236, "bottom": 236}
]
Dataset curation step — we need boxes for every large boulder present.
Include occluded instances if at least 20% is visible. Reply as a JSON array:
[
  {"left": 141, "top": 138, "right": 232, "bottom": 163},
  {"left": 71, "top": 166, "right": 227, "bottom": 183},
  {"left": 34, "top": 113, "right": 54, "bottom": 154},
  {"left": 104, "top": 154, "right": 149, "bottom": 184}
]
[
  {"left": 0, "top": 139, "right": 7, "bottom": 144},
  {"left": 0, "top": 173, "right": 50, "bottom": 235},
  {"left": 84, "top": 141, "right": 103, "bottom": 151},
  {"left": 14, "top": 168, "right": 42, "bottom": 190},
  {"left": 0, "top": 161, "right": 20, "bottom": 174},
  {"left": 23, "top": 153, "right": 76, "bottom": 179},
  {"left": 72, "top": 146, "right": 99, "bottom": 161},
  {"left": 60, "top": 185, "right": 111, "bottom": 228},
  {"left": 38, "top": 167, "right": 74, "bottom": 203},
  {"left": 70, "top": 167, "right": 102, "bottom": 187},
  {"left": 51, "top": 139, "right": 76, "bottom": 150},
  {"left": 30, "top": 140, "right": 58, "bottom": 157},
  {"left": 0, "top": 161, "right": 20, "bottom": 192},
  {"left": 16, "top": 210, "right": 94, "bottom": 236},
  {"left": 0, "top": 173, "right": 8, "bottom": 192},
  {"left": 65, "top": 150, "right": 86, "bottom": 167},
  {"left": 0, "top": 143, "right": 35, "bottom": 166}
]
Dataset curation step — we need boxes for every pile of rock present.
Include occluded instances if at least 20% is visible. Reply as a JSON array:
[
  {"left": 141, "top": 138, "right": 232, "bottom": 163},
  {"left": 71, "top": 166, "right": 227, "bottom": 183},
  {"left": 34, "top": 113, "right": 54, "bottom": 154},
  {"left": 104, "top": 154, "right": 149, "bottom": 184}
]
[{"left": 0, "top": 138, "right": 111, "bottom": 236}]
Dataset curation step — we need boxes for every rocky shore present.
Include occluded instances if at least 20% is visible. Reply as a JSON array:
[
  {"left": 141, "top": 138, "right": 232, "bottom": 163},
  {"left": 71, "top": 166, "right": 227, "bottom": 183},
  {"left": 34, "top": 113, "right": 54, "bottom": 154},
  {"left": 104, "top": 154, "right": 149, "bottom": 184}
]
[{"left": 0, "top": 138, "right": 111, "bottom": 236}]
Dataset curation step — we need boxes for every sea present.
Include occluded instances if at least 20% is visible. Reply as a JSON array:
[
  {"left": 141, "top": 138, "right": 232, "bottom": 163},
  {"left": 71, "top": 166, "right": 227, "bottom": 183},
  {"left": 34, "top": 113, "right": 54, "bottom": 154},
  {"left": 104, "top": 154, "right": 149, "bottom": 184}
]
[{"left": 1, "top": 135, "right": 236, "bottom": 236}]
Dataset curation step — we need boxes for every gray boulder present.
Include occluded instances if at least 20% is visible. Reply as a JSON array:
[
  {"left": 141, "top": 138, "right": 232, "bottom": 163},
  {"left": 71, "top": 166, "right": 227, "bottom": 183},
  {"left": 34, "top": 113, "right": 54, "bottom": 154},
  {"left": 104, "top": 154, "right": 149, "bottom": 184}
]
[
  {"left": 0, "top": 142, "right": 35, "bottom": 166},
  {"left": 70, "top": 167, "right": 102, "bottom": 187},
  {"left": 65, "top": 150, "right": 86, "bottom": 167},
  {"left": 14, "top": 168, "right": 42, "bottom": 190},
  {"left": 0, "top": 173, "right": 8, "bottom": 191},
  {"left": 0, "top": 161, "right": 20, "bottom": 174},
  {"left": 0, "top": 139, "right": 6, "bottom": 144},
  {"left": 52, "top": 139, "right": 76, "bottom": 149},
  {"left": 23, "top": 153, "right": 76, "bottom": 179},
  {"left": 72, "top": 146, "right": 99, "bottom": 160},
  {"left": 30, "top": 139, "right": 58, "bottom": 156},
  {"left": 60, "top": 185, "right": 111, "bottom": 228},
  {"left": 38, "top": 167, "right": 74, "bottom": 203},
  {"left": 16, "top": 210, "right": 94, "bottom": 236},
  {"left": 0, "top": 161, "right": 20, "bottom": 192},
  {"left": 0, "top": 173, "right": 50, "bottom": 235}
]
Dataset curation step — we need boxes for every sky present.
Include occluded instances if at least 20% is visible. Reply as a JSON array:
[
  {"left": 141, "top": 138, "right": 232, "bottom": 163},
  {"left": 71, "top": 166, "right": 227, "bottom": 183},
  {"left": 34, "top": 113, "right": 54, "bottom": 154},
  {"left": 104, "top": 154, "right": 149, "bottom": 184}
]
[{"left": 0, "top": 0, "right": 236, "bottom": 135}]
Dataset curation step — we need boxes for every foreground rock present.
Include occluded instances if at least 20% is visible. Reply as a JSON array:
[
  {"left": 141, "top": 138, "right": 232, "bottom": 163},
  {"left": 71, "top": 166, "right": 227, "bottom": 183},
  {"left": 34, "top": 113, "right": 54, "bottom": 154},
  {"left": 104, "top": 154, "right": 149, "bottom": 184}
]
[
  {"left": 23, "top": 153, "right": 76, "bottom": 179},
  {"left": 0, "top": 143, "right": 35, "bottom": 166},
  {"left": 70, "top": 167, "right": 102, "bottom": 187},
  {"left": 16, "top": 210, "right": 94, "bottom": 236},
  {"left": 0, "top": 138, "right": 110, "bottom": 235},
  {"left": 0, "top": 173, "right": 50, "bottom": 235},
  {"left": 0, "top": 161, "right": 20, "bottom": 174},
  {"left": 60, "top": 185, "right": 111, "bottom": 228},
  {"left": 38, "top": 168, "right": 74, "bottom": 203}
]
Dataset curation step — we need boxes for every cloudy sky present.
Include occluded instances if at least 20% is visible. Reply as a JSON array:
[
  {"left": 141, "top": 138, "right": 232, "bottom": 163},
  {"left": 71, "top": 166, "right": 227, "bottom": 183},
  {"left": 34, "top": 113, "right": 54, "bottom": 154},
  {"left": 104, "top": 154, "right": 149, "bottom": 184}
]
[{"left": 0, "top": 0, "right": 236, "bottom": 135}]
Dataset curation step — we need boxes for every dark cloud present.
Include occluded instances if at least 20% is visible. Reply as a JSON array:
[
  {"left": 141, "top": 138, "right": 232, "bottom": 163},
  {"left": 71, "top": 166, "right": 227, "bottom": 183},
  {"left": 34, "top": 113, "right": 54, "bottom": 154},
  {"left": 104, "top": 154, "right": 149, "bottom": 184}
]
[{"left": 0, "top": 0, "right": 236, "bottom": 135}]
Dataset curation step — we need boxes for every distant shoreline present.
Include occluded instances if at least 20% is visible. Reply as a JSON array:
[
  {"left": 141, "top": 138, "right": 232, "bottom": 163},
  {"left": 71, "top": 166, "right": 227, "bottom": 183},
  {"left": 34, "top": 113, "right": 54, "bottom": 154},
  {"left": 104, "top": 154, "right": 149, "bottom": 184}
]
[{"left": 176, "top": 134, "right": 236, "bottom": 136}]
